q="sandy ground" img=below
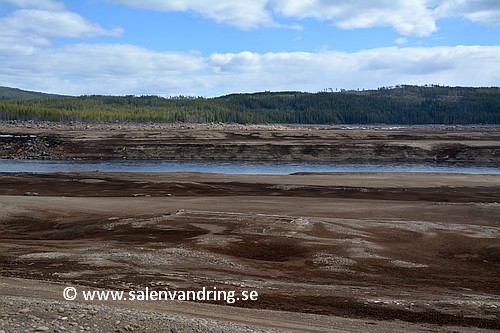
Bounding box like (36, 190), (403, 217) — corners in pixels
(1, 171), (499, 332)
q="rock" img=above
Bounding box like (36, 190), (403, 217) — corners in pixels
(18, 308), (30, 313)
(35, 326), (50, 331)
(123, 324), (134, 331)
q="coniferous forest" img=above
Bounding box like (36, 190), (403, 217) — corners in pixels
(1, 85), (499, 124)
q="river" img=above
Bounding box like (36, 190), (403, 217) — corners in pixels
(0, 159), (499, 174)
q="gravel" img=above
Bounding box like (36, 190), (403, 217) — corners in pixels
(0, 296), (284, 333)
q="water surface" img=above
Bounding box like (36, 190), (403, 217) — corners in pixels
(1, 159), (499, 174)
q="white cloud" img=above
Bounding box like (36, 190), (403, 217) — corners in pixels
(108, 0), (439, 36)
(2, 42), (499, 96)
(109, 0), (275, 30)
(271, 0), (437, 37)
(109, 0), (500, 36)
(435, 0), (500, 26)
(0, 9), (123, 49)
(1, 42), (207, 95)
(205, 46), (500, 94)
(0, 0), (65, 10)
(395, 37), (408, 45)
(1, 1), (499, 96)
(5, 9), (122, 38)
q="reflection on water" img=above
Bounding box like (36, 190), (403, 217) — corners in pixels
(0, 159), (499, 174)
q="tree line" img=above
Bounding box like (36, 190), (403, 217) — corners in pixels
(0, 85), (499, 124)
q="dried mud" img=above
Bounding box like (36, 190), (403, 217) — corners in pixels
(1, 123), (499, 332)
(1, 123), (500, 162)
(1, 172), (499, 331)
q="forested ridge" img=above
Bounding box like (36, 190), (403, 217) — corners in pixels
(1, 85), (499, 124)
(0, 86), (67, 100)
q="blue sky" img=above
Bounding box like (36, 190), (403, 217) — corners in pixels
(0, 0), (499, 96)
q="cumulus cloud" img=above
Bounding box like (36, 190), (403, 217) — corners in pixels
(2, 42), (499, 96)
(204, 47), (500, 94)
(395, 38), (408, 45)
(0, 0), (65, 10)
(271, 0), (437, 37)
(109, 0), (274, 30)
(0, 8), (123, 52)
(435, 0), (500, 26)
(1, 1), (499, 96)
(110, 0), (437, 35)
(1, 41), (206, 95)
(1, 9), (123, 41)
(109, 0), (500, 36)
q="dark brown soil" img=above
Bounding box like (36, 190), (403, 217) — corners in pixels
(1, 123), (499, 331)
(1, 172), (499, 330)
(1, 123), (500, 162)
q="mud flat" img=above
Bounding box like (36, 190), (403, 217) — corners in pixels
(1, 171), (499, 332)
(1, 122), (500, 162)
(1, 122), (499, 331)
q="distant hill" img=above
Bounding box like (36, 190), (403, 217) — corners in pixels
(0, 86), (68, 100)
(0, 85), (499, 124)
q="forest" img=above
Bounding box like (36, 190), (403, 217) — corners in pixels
(0, 85), (499, 124)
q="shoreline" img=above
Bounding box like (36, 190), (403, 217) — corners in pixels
(1, 123), (500, 163)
